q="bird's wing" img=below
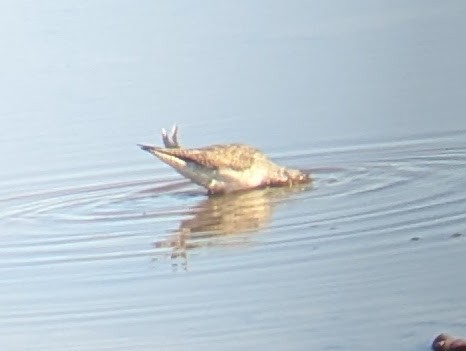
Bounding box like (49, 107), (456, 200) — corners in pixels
(153, 144), (259, 171)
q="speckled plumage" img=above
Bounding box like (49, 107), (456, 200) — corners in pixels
(139, 125), (310, 194)
(150, 144), (262, 171)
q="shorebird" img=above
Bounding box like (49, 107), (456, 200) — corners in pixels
(138, 125), (310, 194)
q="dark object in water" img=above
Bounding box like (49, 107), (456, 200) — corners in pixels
(432, 333), (466, 351)
(138, 125), (310, 194)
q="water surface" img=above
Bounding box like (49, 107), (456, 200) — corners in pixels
(1, 2), (466, 350)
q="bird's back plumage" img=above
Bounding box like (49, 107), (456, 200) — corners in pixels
(153, 143), (262, 171)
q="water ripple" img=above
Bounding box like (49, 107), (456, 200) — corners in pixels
(0, 132), (465, 268)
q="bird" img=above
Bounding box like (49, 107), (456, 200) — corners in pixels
(138, 125), (310, 195)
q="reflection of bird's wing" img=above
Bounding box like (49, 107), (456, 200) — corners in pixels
(156, 144), (261, 171)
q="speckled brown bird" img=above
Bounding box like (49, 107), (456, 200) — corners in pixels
(138, 125), (310, 194)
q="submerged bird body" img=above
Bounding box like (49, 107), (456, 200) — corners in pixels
(139, 126), (310, 194)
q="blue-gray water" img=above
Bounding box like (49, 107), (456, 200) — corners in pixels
(1, 2), (466, 350)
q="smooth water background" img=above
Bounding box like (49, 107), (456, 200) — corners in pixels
(1, 1), (466, 350)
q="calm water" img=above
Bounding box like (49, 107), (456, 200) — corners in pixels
(1, 2), (466, 350)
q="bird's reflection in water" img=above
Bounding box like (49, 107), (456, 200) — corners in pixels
(153, 184), (310, 269)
